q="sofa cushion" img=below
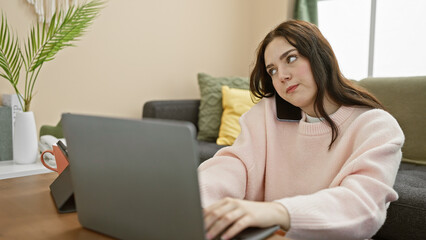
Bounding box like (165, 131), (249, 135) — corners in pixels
(39, 120), (64, 138)
(374, 163), (426, 239)
(142, 100), (200, 129)
(197, 73), (250, 142)
(358, 76), (426, 165)
(217, 86), (257, 146)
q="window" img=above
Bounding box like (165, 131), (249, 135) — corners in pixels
(318, 0), (426, 80)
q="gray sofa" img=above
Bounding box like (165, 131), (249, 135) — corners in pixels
(142, 99), (227, 162)
(142, 76), (426, 239)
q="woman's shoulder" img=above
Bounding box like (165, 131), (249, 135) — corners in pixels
(352, 107), (399, 125)
(242, 97), (274, 118)
(347, 106), (404, 143)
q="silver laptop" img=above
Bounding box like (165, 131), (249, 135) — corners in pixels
(62, 113), (279, 240)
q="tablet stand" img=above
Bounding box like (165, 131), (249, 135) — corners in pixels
(49, 166), (76, 213)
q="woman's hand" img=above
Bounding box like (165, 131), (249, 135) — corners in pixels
(203, 197), (290, 240)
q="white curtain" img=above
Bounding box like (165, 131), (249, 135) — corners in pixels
(27, 0), (80, 23)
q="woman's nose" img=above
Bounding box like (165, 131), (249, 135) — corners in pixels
(278, 68), (291, 82)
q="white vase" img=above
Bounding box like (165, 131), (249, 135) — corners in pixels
(13, 111), (38, 164)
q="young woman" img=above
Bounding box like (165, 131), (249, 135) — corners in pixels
(198, 20), (404, 240)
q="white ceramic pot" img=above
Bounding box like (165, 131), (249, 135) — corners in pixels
(13, 111), (38, 164)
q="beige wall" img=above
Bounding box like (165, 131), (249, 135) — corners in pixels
(248, 0), (295, 68)
(0, 0), (294, 133)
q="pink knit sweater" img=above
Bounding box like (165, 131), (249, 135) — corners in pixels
(198, 96), (404, 240)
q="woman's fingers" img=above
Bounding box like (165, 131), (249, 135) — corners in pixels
(204, 199), (290, 240)
(205, 207), (245, 239)
(204, 198), (237, 230)
(221, 215), (252, 240)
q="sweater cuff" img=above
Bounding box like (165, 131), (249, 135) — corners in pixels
(275, 197), (330, 230)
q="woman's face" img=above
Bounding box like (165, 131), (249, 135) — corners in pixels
(264, 37), (318, 116)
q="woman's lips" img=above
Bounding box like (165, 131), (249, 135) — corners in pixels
(286, 84), (299, 93)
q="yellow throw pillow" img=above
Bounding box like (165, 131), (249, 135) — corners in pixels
(217, 86), (257, 145)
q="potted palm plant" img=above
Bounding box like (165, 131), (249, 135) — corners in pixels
(0, 0), (104, 164)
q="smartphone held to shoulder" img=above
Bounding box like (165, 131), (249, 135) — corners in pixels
(275, 94), (302, 122)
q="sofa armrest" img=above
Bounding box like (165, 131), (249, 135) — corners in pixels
(142, 100), (200, 129)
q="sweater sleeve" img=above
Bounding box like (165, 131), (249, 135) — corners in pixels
(198, 101), (268, 208)
(276, 110), (405, 240)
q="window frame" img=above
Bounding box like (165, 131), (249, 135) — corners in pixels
(318, 0), (377, 77)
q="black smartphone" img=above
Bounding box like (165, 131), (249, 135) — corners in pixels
(56, 140), (69, 159)
(275, 93), (302, 121)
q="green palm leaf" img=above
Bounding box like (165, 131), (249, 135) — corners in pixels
(0, 14), (23, 86)
(0, 1), (104, 111)
(26, 0), (104, 72)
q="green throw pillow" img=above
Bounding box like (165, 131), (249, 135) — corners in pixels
(39, 119), (64, 138)
(197, 73), (250, 142)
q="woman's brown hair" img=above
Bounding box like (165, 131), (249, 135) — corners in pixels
(250, 20), (383, 149)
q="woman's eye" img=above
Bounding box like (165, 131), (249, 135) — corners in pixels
(269, 69), (277, 76)
(287, 55), (297, 63)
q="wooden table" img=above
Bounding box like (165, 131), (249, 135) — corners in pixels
(0, 173), (288, 240)
(0, 173), (112, 240)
